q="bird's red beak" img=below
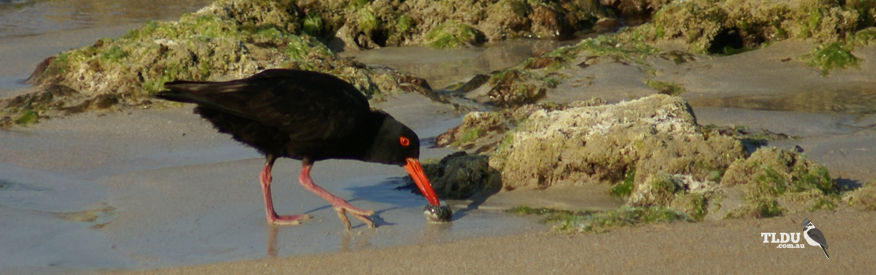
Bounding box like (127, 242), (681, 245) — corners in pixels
(404, 158), (441, 206)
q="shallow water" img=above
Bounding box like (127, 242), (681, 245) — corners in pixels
(688, 86), (876, 115)
(0, 0), (213, 39)
(0, 98), (548, 272)
(0, 0), (213, 94)
(340, 39), (575, 89)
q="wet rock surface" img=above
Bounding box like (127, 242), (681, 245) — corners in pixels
(405, 151), (500, 200)
(0, 0), (673, 128)
(1, 0), (430, 127)
(434, 94), (859, 223)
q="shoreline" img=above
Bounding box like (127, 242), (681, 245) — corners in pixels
(110, 209), (876, 274)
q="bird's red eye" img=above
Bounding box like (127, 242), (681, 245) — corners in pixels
(399, 136), (411, 147)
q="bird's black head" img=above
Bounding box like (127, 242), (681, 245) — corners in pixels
(365, 111), (420, 166)
(366, 111), (442, 207)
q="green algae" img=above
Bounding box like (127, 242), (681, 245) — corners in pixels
(302, 11), (326, 37)
(14, 109), (38, 125)
(721, 147), (838, 218)
(356, 7), (379, 35)
(509, 205), (691, 233)
(580, 34), (658, 64)
(425, 22), (483, 49)
(804, 42), (859, 75)
(671, 192), (708, 221)
(609, 166), (636, 197)
(645, 79), (685, 95)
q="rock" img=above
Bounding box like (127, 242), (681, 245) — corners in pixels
(312, 0), (605, 48)
(436, 111), (508, 153)
(528, 4), (570, 39)
(600, 0), (672, 25)
(4, 0), (431, 127)
(638, 0), (867, 53)
(844, 182), (876, 211)
(720, 147), (839, 218)
(407, 152), (500, 200)
(424, 22), (486, 49)
(722, 147), (835, 192)
(491, 94), (744, 190)
(436, 99), (606, 153)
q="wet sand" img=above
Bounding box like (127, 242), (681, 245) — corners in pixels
(0, 93), (553, 273)
(116, 210), (876, 274)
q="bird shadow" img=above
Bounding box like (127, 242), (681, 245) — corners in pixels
(447, 180), (501, 221)
(300, 198), (395, 229)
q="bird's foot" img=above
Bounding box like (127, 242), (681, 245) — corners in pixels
(267, 214), (311, 226)
(332, 203), (375, 230)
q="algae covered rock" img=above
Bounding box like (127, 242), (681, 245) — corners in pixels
(638, 0), (870, 53)
(435, 111), (508, 153)
(437, 98), (607, 152)
(722, 147), (835, 193)
(720, 147), (839, 218)
(424, 22), (486, 49)
(844, 182), (876, 211)
(406, 152), (500, 200)
(3, 0), (429, 127)
(300, 0), (612, 50)
(491, 94), (744, 190)
(469, 43), (589, 107)
(433, 94), (850, 221)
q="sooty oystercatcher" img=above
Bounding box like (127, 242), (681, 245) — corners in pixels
(154, 69), (451, 229)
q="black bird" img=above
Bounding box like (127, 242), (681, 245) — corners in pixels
(154, 69), (447, 229)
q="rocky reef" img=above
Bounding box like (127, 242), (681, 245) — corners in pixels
(409, 0), (875, 233)
(304, 0), (613, 49)
(3, 0), (438, 127)
(1, 0), (685, 127)
(460, 0), (875, 107)
(7, 0), (872, 127)
(427, 94), (850, 230)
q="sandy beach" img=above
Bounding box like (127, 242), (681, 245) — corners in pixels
(2, 1), (875, 274)
(120, 210), (876, 274)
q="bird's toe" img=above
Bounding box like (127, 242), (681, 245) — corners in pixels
(268, 214), (311, 226)
(333, 206), (375, 230)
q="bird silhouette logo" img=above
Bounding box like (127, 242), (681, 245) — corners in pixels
(801, 218), (829, 259)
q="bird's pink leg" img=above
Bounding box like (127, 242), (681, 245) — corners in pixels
(259, 156), (310, 225)
(298, 161), (375, 229)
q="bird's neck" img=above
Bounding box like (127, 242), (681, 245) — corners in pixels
(358, 111), (403, 165)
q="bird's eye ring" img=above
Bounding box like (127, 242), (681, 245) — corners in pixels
(399, 136), (411, 147)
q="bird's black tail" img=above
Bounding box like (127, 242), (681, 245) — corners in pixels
(153, 81), (213, 104)
(821, 246), (830, 259)
(154, 80), (254, 119)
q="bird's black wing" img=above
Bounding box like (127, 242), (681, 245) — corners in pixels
(158, 69), (371, 141)
(809, 228), (828, 249)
